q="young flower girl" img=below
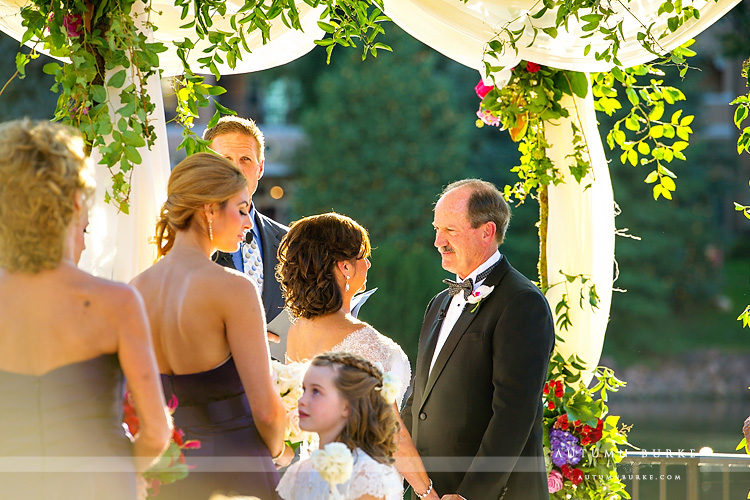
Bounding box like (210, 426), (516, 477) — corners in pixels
(276, 352), (403, 500)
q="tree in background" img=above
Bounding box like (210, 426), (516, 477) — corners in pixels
(0, 34), (56, 119)
(291, 26), (483, 360)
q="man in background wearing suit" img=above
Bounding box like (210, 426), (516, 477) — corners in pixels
(204, 117), (289, 360)
(402, 179), (555, 500)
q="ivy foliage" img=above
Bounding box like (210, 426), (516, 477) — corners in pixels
(5, 0), (390, 211)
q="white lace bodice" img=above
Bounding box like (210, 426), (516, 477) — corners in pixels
(331, 326), (411, 407)
(277, 447), (403, 500)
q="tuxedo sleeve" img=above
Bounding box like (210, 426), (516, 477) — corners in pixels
(457, 289), (554, 499)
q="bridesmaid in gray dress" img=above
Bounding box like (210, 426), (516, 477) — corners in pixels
(0, 119), (171, 500)
(131, 153), (286, 500)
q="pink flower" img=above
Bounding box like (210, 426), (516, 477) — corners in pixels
(548, 469), (563, 493)
(476, 109), (501, 127)
(62, 13), (83, 38)
(526, 62), (541, 73)
(474, 79), (494, 99)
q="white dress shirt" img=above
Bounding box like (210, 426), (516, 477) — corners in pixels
(429, 250), (501, 374)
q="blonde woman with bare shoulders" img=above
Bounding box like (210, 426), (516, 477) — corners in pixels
(0, 120), (170, 500)
(277, 213), (439, 499)
(130, 153), (285, 500)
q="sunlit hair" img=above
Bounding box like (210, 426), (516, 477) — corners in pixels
(441, 179), (511, 244)
(155, 152), (247, 259)
(0, 119), (94, 273)
(311, 352), (399, 465)
(203, 116), (265, 162)
(276, 213), (371, 319)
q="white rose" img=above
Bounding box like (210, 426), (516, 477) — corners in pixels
(311, 442), (353, 487)
(285, 408), (302, 441)
(379, 371), (401, 404)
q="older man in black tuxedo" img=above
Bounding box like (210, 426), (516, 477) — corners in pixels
(204, 117), (289, 360)
(402, 179), (554, 500)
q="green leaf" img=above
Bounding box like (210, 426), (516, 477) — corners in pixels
(567, 71), (589, 99)
(644, 171), (658, 183)
(626, 87), (639, 106)
(108, 69), (127, 89)
(91, 85), (107, 103)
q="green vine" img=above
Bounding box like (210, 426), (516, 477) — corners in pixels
(592, 43), (697, 201)
(542, 271), (601, 335)
(4, 0), (391, 211)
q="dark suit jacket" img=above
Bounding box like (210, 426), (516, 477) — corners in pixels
(213, 210), (289, 357)
(402, 256), (554, 500)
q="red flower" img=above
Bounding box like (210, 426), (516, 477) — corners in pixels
(561, 464), (573, 479)
(590, 429), (603, 443)
(547, 400), (556, 410)
(582, 425), (593, 434)
(474, 79), (494, 99)
(526, 61), (541, 73)
(554, 414), (569, 430)
(580, 435), (591, 446)
(596, 419), (604, 430)
(543, 382), (550, 395)
(554, 383), (563, 398)
(569, 468), (584, 485)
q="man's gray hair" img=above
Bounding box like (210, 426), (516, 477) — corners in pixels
(440, 179), (511, 244)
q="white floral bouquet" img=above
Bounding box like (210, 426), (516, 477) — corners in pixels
(311, 442), (354, 500)
(271, 360), (318, 453)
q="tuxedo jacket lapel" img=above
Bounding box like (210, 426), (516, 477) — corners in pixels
(419, 259), (510, 409)
(416, 293), (452, 392)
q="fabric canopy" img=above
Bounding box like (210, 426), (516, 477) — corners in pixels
(0, 0), (741, 376)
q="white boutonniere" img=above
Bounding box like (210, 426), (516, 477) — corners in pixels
(311, 442), (354, 500)
(466, 285), (494, 313)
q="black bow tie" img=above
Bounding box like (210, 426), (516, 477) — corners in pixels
(442, 261), (499, 300)
(443, 277), (474, 299)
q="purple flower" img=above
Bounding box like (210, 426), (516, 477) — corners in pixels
(549, 429), (583, 466)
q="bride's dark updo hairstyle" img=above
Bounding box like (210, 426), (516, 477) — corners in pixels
(276, 213), (371, 319)
(155, 152), (247, 259)
(311, 352), (399, 465)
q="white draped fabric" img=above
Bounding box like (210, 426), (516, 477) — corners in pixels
(383, 0), (739, 379)
(0, 0), (740, 373)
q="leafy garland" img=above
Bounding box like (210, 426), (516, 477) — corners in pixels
(731, 58), (750, 329)
(5, 0), (391, 211)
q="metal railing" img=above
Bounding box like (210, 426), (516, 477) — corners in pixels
(620, 451), (750, 500)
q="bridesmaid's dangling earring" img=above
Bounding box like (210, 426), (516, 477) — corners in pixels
(345, 275), (350, 292)
(208, 218), (213, 241)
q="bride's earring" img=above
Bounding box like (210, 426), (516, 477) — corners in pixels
(345, 275), (350, 292)
(208, 217), (213, 241)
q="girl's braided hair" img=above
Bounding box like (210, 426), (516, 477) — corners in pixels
(311, 352), (399, 465)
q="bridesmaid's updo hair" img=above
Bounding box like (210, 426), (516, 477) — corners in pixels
(277, 213), (371, 319)
(155, 152), (247, 258)
(311, 352), (399, 465)
(0, 119), (94, 273)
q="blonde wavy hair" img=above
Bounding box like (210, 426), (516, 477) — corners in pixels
(0, 119), (94, 273)
(311, 352), (399, 465)
(155, 152), (247, 258)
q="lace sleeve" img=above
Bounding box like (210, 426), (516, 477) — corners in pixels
(276, 459), (331, 500)
(332, 326), (412, 408)
(343, 450), (404, 500)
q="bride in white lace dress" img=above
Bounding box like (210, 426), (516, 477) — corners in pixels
(277, 213), (437, 499)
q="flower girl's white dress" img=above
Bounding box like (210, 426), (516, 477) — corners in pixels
(277, 448), (403, 500)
